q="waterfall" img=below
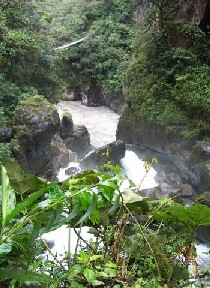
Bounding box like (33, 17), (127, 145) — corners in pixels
(120, 150), (157, 189)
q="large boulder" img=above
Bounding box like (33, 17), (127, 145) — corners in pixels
(59, 112), (91, 157)
(48, 134), (79, 179)
(14, 96), (81, 179)
(117, 109), (210, 192)
(82, 140), (125, 170)
(59, 112), (74, 138)
(14, 97), (60, 178)
(62, 125), (91, 157)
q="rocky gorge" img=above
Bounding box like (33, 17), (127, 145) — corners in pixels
(10, 96), (210, 204)
(11, 97), (125, 181)
(117, 110), (210, 194)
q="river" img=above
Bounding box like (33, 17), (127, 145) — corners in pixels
(58, 100), (119, 148)
(44, 101), (122, 258)
(57, 100), (157, 188)
(44, 100), (210, 278)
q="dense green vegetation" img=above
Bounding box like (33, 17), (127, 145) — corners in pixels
(1, 1), (210, 285)
(47, 0), (135, 94)
(0, 0), (62, 162)
(0, 0), (136, 162)
(1, 0), (210, 161)
(125, 0), (210, 138)
(1, 162), (210, 287)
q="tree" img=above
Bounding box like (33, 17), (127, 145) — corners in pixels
(48, 0), (135, 95)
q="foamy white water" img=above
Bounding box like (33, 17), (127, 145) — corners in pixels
(58, 101), (119, 148)
(44, 101), (120, 257)
(57, 162), (81, 182)
(44, 148), (158, 257)
(51, 101), (210, 275)
(42, 226), (95, 257)
(120, 150), (157, 190)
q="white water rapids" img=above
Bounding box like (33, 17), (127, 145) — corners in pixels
(43, 101), (210, 278)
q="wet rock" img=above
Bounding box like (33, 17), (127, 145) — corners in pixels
(179, 183), (195, 198)
(117, 110), (210, 192)
(196, 142), (210, 155)
(82, 140), (125, 170)
(59, 111), (91, 158)
(14, 97), (86, 179)
(14, 105), (60, 179)
(59, 112), (74, 138)
(82, 78), (106, 107)
(136, 186), (164, 199)
(48, 134), (79, 179)
(61, 124), (91, 158)
(196, 226), (210, 245)
(66, 87), (82, 101)
(172, 185), (196, 205)
(105, 91), (125, 114)
(65, 166), (80, 176)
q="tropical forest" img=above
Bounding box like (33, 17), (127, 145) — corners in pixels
(1, 0), (210, 287)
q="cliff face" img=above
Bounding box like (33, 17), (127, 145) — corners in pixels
(179, 0), (207, 24)
(117, 0), (210, 192)
(168, 0), (210, 46)
(135, 0), (209, 23)
(135, 0), (210, 40)
(117, 110), (210, 192)
(14, 97), (91, 179)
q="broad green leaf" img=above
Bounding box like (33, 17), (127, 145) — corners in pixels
(123, 189), (145, 204)
(99, 268), (117, 278)
(75, 193), (97, 226)
(77, 251), (89, 264)
(89, 254), (103, 262)
(3, 160), (44, 195)
(5, 183), (55, 225)
(103, 267), (117, 278)
(0, 268), (52, 283)
(91, 279), (105, 286)
(71, 281), (85, 288)
(0, 241), (12, 255)
(1, 165), (15, 228)
(69, 264), (83, 277)
(71, 170), (100, 185)
(98, 183), (116, 201)
(152, 203), (210, 229)
(122, 189), (149, 213)
(90, 209), (100, 225)
(77, 192), (92, 211)
(83, 267), (96, 283)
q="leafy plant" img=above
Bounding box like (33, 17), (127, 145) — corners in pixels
(1, 161), (210, 287)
